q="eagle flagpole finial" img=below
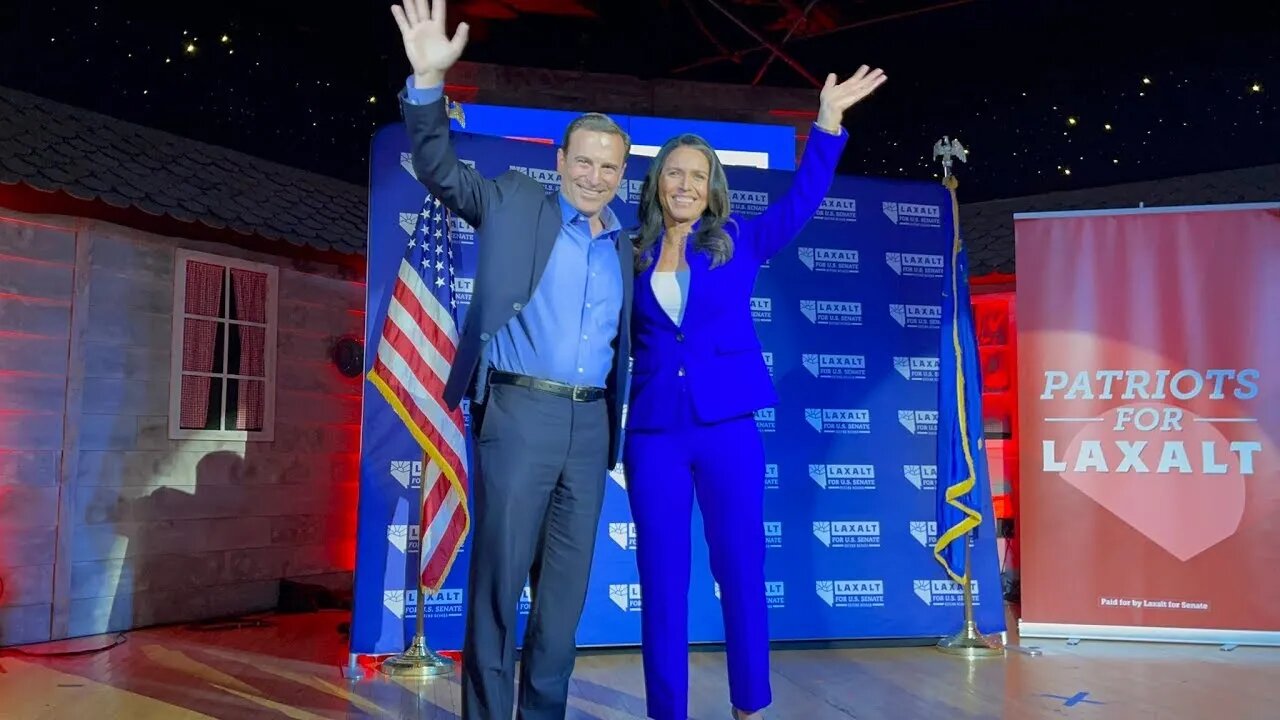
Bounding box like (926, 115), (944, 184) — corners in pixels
(933, 136), (968, 190)
(444, 95), (466, 129)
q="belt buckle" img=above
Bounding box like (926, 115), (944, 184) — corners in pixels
(572, 385), (589, 402)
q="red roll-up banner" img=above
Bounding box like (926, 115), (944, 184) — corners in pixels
(1014, 203), (1280, 644)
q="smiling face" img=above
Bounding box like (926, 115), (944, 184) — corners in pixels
(657, 145), (711, 225)
(556, 128), (627, 219)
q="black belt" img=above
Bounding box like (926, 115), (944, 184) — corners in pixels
(488, 370), (605, 402)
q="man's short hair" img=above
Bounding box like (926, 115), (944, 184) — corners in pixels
(561, 113), (632, 157)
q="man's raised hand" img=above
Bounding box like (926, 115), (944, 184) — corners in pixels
(391, 0), (469, 87)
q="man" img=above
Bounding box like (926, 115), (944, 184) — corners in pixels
(389, 1), (633, 718)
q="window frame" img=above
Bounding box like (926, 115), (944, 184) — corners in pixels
(167, 248), (280, 442)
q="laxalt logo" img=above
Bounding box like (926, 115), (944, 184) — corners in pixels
(910, 521), (939, 547)
(616, 178), (646, 204)
(800, 300), (863, 326)
(885, 252), (944, 277)
(754, 407), (776, 433)
(609, 583), (642, 612)
(905, 465), (938, 490)
(890, 303), (942, 329)
(386, 524), (420, 554)
(450, 214), (475, 237)
(609, 463), (627, 490)
(389, 460), (423, 489)
(715, 581), (786, 608)
(383, 588), (464, 619)
(731, 189), (769, 216)
(816, 580), (885, 608)
(914, 579), (979, 606)
(899, 410), (939, 436)
(402, 154), (477, 179)
(804, 353), (866, 379)
(816, 196), (857, 222)
(518, 585), (532, 615)
(750, 297), (772, 322)
(609, 522), (637, 550)
(764, 521), (782, 549)
(452, 277), (475, 305)
(398, 212), (420, 237)
(510, 165), (561, 192)
(882, 201), (942, 227)
(809, 463), (876, 490)
(813, 520), (881, 548)
(894, 356), (940, 382)
(765, 581), (785, 608)
(424, 588), (464, 618)
(762, 351), (774, 377)
(384, 589), (416, 619)
(798, 247), (860, 273)
(805, 408), (872, 434)
(399, 209), (474, 238)
(765, 463), (779, 489)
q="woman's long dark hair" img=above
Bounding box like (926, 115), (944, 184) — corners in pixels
(633, 134), (736, 272)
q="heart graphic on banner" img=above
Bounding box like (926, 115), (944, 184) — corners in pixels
(1054, 402), (1249, 562)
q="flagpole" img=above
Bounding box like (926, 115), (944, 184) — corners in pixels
(929, 138), (1003, 658)
(380, 452), (455, 677)
(380, 94), (469, 679)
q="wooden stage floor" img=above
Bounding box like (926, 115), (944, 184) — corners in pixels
(1, 606), (1277, 719)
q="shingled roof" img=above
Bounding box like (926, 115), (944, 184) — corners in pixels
(0, 85), (367, 255)
(960, 164), (1280, 277)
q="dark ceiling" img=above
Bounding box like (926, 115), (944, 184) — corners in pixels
(0, 1), (1275, 201)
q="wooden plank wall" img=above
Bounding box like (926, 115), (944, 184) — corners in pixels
(0, 209), (365, 643)
(0, 214), (77, 646)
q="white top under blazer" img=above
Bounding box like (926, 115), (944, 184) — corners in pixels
(651, 270), (690, 326)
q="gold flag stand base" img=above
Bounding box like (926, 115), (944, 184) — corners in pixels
(379, 633), (455, 678)
(934, 531), (1005, 659)
(378, 448), (459, 680)
(936, 618), (1005, 658)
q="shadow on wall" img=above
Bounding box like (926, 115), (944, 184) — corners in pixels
(104, 450), (249, 633)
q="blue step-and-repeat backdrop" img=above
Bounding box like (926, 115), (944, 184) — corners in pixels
(348, 123), (1005, 661)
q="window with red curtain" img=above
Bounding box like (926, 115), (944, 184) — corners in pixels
(169, 250), (279, 441)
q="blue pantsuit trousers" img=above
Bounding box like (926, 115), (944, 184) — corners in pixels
(624, 399), (771, 720)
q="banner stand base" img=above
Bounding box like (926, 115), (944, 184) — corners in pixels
(1018, 621), (1280, 648)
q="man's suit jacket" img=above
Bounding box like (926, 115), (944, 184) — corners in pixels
(625, 125), (848, 433)
(400, 93), (635, 467)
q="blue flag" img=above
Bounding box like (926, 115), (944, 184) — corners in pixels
(933, 180), (992, 585)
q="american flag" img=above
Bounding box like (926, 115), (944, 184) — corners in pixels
(368, 192), (470, 595)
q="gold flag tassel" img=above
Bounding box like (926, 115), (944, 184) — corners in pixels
(380, 450), (455, 678)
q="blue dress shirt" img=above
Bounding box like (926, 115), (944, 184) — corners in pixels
(403, 78), (624, 389)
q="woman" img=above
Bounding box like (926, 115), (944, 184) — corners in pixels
(622, 65), (887, 720)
